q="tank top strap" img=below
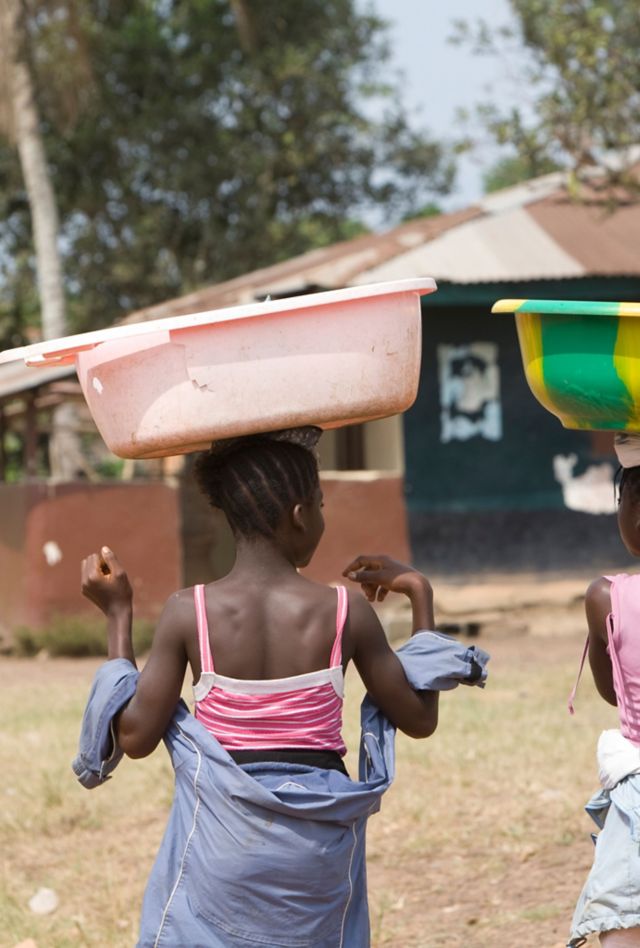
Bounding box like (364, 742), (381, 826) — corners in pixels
(194, 584), (215, 674)
(329, 585), (348, 668)
(567, 633), (589, 715)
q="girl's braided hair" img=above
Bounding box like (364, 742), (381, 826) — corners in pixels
(194, 431), (320, 539)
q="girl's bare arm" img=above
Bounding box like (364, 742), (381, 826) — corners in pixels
(585, 577), (617, 706)
(82, 549), (189, 758)
(346, 594), (438, 738)
(343, 554), (434, 634)
(343, 555), (438, 738)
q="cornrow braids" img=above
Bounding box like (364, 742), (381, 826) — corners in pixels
(194, 436), (320, 539)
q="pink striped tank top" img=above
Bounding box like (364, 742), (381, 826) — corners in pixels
(605, 573), (640, 746)
(192, 584), (348, 756)
(569, 573), (640, 746)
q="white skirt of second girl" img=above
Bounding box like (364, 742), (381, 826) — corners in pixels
(568, 766), (640, 944)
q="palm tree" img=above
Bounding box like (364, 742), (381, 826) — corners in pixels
(1, 0), (66, 342)
(0, 0), (93, 479)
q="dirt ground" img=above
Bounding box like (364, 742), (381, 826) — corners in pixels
(367, 633), (594, 947)
(364, 575), (612, 948)
(0, 575), (618, 947)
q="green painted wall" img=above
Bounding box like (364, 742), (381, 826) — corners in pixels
(403, 278), (640, 514)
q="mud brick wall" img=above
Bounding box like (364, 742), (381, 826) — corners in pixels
(0, 482), (181, 644)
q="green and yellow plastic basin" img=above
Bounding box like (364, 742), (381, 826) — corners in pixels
(492, 298), (640, 430)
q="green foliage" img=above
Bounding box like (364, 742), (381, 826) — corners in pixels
(451, 0), (640, 195)
(0, 430), (25, 482)
(0, 149), (40, 348)
(14, 615), (156, 657)
(401, 202), (442, 222)
(93, 456), (125, 479)
(483, 154), (561, 193)
(0, 0), (454, 339)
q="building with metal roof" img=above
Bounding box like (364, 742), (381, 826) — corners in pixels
(1, 169), (639, 639)
(4, 169), (640, 406)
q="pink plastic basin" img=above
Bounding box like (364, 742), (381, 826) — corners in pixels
(0, 279), (436, 459)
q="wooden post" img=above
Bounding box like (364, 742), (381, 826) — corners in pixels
(0, 403), (5, 481)
(24, 392), (38, 479)
(336, 424), (365, 471)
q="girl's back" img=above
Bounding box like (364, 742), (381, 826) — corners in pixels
(194, 574), (348, 680)
(192, 573), (349, 761)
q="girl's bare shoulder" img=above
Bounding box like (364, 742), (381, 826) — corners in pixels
(158, 586), (198, 629)
(585, 577), (613, 642)
(586, 576), (612, 601)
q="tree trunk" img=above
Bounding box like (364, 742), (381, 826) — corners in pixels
(5, 0), (66, 341)
(3, 0), (84, 481)
(230, 0), (258, 56)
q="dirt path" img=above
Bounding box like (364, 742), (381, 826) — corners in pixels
(369, 583), (605, 948)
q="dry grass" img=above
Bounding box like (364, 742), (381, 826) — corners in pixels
(0, 610), (617, 948)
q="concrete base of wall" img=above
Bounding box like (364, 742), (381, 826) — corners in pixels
(409, 509), (635, 577)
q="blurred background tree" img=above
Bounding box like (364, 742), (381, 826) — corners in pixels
(451, 0), (640, 195)
(1, 0), (93, 479)
(1, 0), (71, 345)
(0, 0), (454, 347)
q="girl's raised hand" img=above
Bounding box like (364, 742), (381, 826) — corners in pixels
(81, 546), (133, 617)
(342, 554), (431, 603)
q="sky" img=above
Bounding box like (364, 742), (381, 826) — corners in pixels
(370, 0), (516, 209)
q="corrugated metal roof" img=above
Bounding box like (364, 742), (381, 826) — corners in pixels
(528, 192), (640, 276)
(120, 206), (481, 324)
(120, 170), (639, 323)
(0, 360), (75, 401)
(477, 171), (568, 213)
(357, 175), (640, 284)
(353, 207), (585, 284)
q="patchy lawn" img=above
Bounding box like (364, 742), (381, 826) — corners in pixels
(0, 589), (614, 947)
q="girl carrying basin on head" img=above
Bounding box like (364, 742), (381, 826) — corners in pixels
(568, 433), (640, 948)
(76, 426), (488, 947)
